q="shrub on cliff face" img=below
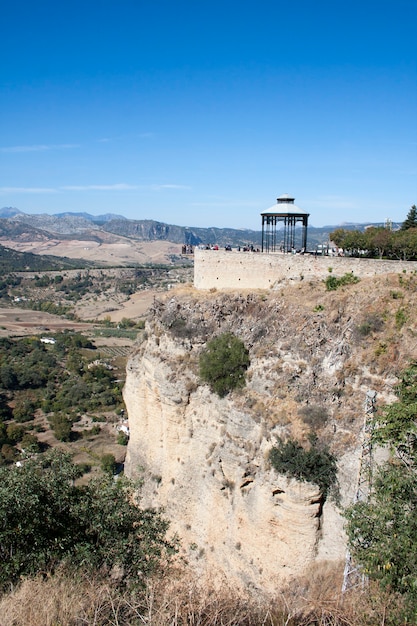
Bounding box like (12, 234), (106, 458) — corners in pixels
(269, 437), (337, 501)
(355, 312), (384, 338)
(199, 333), (250, 397)
(325, 273), (360, 291)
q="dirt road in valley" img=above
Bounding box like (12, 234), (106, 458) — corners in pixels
(0, 308), (94, 337)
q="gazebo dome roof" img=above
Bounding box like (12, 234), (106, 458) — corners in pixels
(261, 195), (309, 217)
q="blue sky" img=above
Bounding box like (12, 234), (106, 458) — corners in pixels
(1, 0), (416, 229)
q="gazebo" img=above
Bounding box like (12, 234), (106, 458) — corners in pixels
(261, 194), (309, 253)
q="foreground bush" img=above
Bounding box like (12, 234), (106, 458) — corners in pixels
(0, 450), (175, 589)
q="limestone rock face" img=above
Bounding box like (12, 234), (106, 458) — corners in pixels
(124, 341), (344, 590)
(124, 282), (415, 590)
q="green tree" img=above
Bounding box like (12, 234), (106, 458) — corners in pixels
(101, 452), (117, 475)
(0, 338), (58, 391)
(342, 230), (367, 256)
(117, 430), (129, 445)
(401, 204), (417, 230)
(119, 317), (136, 329)
(0, 423), (8, 447)
(329, 228), (349, 248)
(20, 432), (41, 453)
(1, 443), (18, 463)
(345, 363), (417, 615)
(0, 450), (175, 588)
(391, 228), (417, 261)
(365, 227), (393, 259)
(199, 333), (250, 397)
(12, 395), (36, 423)
(329, 228), (368, 256)
(345, 464), (417, 608)
(6, 423), (25, 444)
(49, 412), (73, 441)
(0, 393), (12, 421)
(66, 350), (85, 375)
(0, 364), (18, 390)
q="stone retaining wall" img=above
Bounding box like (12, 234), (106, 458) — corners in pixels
(194, 248), (417, 290)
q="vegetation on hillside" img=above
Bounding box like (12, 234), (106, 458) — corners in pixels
(0, 333), (124, 462)
(0, 274), (23, 299)
(0, 266), (192, 324)
(0, 450), (175, 590)
(0, 244), (96, 272)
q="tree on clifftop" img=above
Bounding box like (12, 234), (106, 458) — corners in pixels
(401, 204), (417, 230)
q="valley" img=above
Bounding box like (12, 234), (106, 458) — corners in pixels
(0, 220), (416, 623)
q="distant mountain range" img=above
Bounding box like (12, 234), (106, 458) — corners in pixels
(0, 207), (397, 250)
(54, 211), (127, 223)
(0, 207), (126, 224)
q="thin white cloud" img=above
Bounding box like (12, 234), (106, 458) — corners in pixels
(0, 182), (192, 195)
(151, 184), (191, 191)
(0, 144), (80, 153)
(61, 184), (138, 191)
(191, 201), (257, 208)
(0, 187), (57, 193)
(64, 183), (191, 192)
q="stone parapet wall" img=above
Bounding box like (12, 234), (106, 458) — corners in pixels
(194, 248), (417, 290)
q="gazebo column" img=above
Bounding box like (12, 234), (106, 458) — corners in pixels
(302, 217), (308, 251)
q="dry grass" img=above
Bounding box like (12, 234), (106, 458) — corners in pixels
(0, 566), (409, 626)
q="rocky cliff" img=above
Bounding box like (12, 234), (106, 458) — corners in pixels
(124, 273), (416, 591)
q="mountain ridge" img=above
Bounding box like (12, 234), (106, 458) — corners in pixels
(0, 207), (395, 250)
